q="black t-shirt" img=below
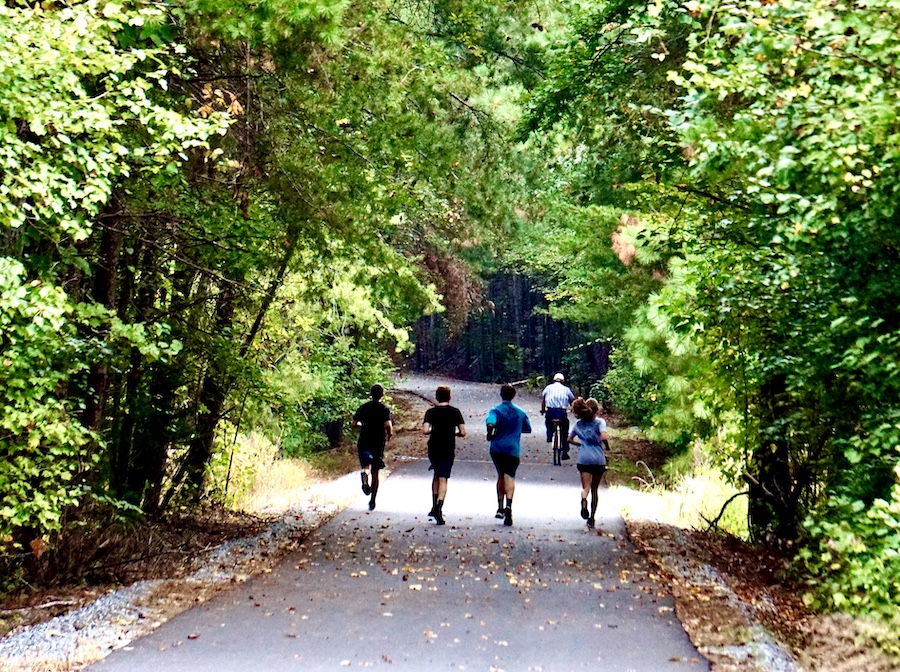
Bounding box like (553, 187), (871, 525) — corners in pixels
(354, 400), (391, 450)
(424, 405), (465, 454)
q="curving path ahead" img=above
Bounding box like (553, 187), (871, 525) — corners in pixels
(90, 375), (708, 671)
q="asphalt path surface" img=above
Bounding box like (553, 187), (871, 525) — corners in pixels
(90, 375), (709, 672)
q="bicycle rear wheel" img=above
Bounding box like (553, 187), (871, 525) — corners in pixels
(552, 425), (561, 466)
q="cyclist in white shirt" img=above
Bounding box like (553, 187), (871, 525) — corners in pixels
(540, 373), (575, 459)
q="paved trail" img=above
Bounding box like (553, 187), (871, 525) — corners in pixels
(90, 376), (708, 671)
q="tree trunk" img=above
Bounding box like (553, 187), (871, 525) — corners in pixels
(81, 214), (123, 432)
(748, 375), (796, 543)
(180, 283), (236, 500)
(131, 363), (178, 514)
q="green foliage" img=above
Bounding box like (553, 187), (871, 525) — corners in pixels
(0, 0), (227, 243)
(246, 259), (419, 457)
(0, 259), (172, 548)
(179, 0), (347, 47)
(601, 353), (655, 426)
(0, 259), (92, 542)
(800, 487), (900, 625)
(799, 415), (900, 623)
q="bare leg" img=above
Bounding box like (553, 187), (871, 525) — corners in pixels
(579, 471), (591, 519)
(580, 471), (592, 501)
(503, 474), (515, 503)
(588, 473), (602, 526)
(430, 475), (448, 525)
(436, 477), (448, 501)
(501, 475), (516, 526)
(430, 476), (439, 517)
(369, 469), (380, 510)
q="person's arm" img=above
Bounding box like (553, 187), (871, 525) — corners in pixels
(522, 415), (532, 434)
(422, 422), (432, 436)
(486, 409), (497, 441)
(540, 390), (546, 415)
(384, 419), (393, 442)
(598, 417), (608, 450)
(456, 423), (467, 438)
(568, 430), (581, 446)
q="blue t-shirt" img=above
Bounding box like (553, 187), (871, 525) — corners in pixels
(569, 417), (608, 466)
(486, 401), (532, 457)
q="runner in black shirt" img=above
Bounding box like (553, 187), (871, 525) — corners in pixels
(422, 386), (466, 526)
(353, 384), (393, 511)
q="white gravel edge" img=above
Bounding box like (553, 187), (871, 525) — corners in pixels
(0, 472), (362, 672)
(611, 487), (802, 672)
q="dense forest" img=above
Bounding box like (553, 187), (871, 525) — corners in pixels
(2, 0), (899, 629)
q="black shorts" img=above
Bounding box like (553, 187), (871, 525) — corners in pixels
(491, 452), (520, 478)
(577, 464), (607, 477)
(428, 449), (455, 478)
(358, 448), (385, 470)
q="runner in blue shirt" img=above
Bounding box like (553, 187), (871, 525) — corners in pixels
(486, 384), (532, 526)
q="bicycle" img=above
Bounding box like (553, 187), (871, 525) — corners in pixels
(550, 418), (563, 466)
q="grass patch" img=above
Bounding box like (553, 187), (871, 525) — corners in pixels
(231, 457), (324, 514)
(217, 427), (358, 515)
(614, 467), (749, 538)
